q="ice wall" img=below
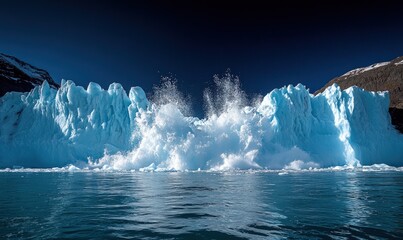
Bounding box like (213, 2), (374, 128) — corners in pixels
(0, 80), (401, 170)
(0, 80), (147, 167)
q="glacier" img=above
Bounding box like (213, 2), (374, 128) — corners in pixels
(0, 79), (402, 170)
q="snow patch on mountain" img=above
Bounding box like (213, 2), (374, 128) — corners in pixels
(0, 54), (44, 80)
(395, 59), (403, 65)
(341, 62), (390, 77)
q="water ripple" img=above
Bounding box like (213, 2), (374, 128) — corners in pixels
(0, 171), (401, 239)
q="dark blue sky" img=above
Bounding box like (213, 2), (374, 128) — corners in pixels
(1, 1), (403, 114)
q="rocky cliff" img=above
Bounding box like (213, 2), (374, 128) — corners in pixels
(0, 53), (58, 97)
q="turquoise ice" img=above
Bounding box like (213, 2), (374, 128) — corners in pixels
(0, 79), (402, 170)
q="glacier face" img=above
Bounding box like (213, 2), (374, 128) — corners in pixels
(0, 80), (402, 170)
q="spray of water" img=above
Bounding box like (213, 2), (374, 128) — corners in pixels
(150, 76), (192, 116)
(203, 70), (248, 117)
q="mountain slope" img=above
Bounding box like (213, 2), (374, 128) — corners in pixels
(0, 53), (58, 97)
(315, 56), (403, 133)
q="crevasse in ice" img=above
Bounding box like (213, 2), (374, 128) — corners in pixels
(0, 80), (401, 170)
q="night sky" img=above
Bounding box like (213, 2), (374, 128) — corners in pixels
(1, 1), (403, 115)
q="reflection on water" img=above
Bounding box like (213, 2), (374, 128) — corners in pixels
(344, 172), (371, 225)
(0, 172), (402, 239)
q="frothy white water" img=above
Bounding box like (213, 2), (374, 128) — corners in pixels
(0, 75), (402, 170)
(1, 164), (402, 173)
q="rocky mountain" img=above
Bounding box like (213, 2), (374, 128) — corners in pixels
(0, 53), (58, 97)
(315, 56), (403, 133)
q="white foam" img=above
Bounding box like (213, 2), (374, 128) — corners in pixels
(1, 164), (402, 173)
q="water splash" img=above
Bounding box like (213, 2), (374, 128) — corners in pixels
(151, 76), (192, 116)
(203, 71), (248, 117)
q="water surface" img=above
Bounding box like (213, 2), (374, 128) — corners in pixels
(0, 171), (402, 239)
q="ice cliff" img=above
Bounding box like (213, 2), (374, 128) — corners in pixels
(0, 80), (402, 170)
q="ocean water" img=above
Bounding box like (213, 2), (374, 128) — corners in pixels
(0, 171), (402, 239)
